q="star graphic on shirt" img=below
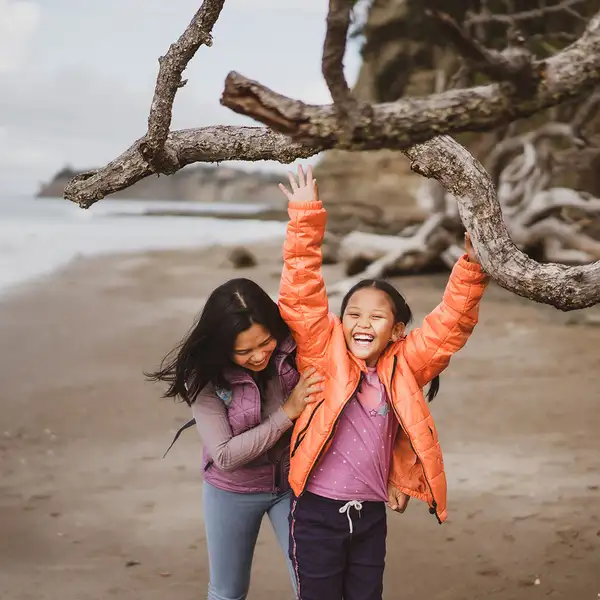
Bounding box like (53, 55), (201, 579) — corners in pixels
(369, 409), (378, 417)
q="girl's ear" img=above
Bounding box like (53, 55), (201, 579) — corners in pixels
(390, 322), (405, 342)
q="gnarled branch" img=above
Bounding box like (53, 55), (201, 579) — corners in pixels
(221, 11), (600, 149)
(328, 214), (449, 296)
(404, 136), (600, 311)
(465, 0), (589, 27)
(427, 10), (540, 92)
(322, 0), (354, 110)
(63, 1), (600, 310)
(141, 0), (226, 174)
(64, 127), (322, 208)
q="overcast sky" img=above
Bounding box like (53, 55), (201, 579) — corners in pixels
(0, 0), (362, 196)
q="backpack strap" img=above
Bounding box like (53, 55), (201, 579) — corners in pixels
(163, 417), (196, 458)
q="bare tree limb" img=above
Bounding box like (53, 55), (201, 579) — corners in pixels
(571, 87), (600, 135)
(140, 0), (226, 173)
(221, 11), (600, 149)
(404, 136), (600, 311)
(427, 10), (540, 92)
(485, 122), (586, 184)
(61, 1), (600, 311)
(465, 0), (589, 27)
(512, 217), (600, 260)
(515, 187), (600, 227)
(322, 0), (354, 109)
(329, 214), (449, 296)
(65, 6), (600, 210)
(63, 127), (322, 208)
(320, 0), (373, 147)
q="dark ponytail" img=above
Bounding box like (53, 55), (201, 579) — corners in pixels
(340, 279), (440, 402)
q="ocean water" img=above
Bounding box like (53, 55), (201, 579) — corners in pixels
(0, 196), (287, 296)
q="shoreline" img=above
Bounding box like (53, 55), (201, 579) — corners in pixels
(0, 197), (288, 298)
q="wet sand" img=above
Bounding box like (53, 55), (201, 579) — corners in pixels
(0, 243), (599, 600)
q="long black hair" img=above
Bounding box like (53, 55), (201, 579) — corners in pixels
(146, 278), (290, 405)
(340, 279), (440, 402)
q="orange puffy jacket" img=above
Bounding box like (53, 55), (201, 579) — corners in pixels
(278, 200), (488, 523)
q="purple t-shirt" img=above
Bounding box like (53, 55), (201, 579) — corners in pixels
(306, 367), (399, 502)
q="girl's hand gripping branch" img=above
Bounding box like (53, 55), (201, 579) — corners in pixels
(464, 233), (480, 265)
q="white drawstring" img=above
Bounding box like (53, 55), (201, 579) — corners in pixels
(338, 500), (363, 534)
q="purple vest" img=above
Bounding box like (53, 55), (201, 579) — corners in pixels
(203, 338), (299, 494)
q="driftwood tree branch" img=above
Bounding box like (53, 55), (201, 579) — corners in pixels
(427, 10), (541, 93)
(329, 214), (450, 296)
(140, 0), (226, 173)
(64, 127), (321, 208)
(63, 1), (600, 310)
(321, 0), (373, 147)
(404, 136), (600, 311)
(465, 0), (589, 27)
(221, 11), (600, 148)
(322, 0), (354, 109)
(64, 4), (600, 208)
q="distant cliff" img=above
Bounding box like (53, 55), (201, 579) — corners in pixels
(38, 164), (286, 205)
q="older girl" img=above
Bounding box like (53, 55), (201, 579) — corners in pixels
(148, 278), (324, 600)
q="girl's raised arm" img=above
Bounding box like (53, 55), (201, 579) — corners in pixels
(278, 166), (333, 369)
(402, 235), (488, 388)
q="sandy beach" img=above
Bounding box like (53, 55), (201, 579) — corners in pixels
(1, 242), (599, 600)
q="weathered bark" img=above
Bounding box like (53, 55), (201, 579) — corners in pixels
(329, 214), (450, 296)
(427, 10), (540, 92)
(404, 136), (600, 310)
(322, 0), (355, 110)
(63, 127), (321, 208)
(317, 0), (600, 215)
(141, 0), (226, 173)
(465, 0), (590, 27)
(334, 131), (600, 302)
(62, 0), (600, 310)
(220, 12), (600, 149)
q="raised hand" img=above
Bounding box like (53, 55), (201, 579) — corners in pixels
(282, 367), (325, 421)
(278, 164), (318, 204)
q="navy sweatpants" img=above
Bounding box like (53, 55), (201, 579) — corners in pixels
(289, 492), (387, 600)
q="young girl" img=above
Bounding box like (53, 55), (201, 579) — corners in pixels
(277, 166), (488, 600)
(148, 278), (324, 600)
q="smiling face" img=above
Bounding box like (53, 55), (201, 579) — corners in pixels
(232, 323), (278, 372)
(342, 287), (405, 367)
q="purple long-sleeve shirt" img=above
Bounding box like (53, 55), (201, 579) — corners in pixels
(307, 368), (398, 502)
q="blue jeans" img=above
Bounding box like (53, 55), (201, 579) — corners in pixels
(203, 482), (297, 600)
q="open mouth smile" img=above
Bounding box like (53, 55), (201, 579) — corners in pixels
(249, 356), (269, 368)
(352, 333), (375, 347)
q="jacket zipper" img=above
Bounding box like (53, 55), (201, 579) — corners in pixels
(387, 355), (441, 524)
(298, 372), (364, 496)
(291, 399), (325, 458)
(274, 459), (283, 493)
